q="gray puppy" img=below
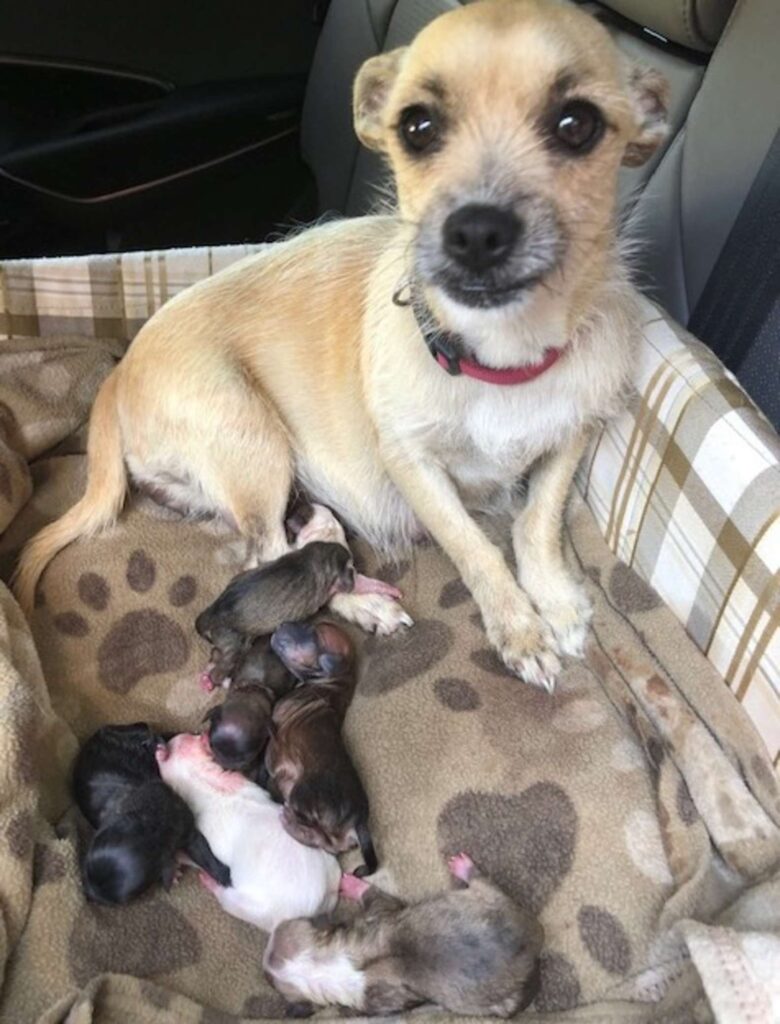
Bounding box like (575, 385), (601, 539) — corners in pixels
(196, 541), (355, 685)
(263, 852), (543, 1017)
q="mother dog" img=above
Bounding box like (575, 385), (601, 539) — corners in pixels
(16, 0), (668, 690)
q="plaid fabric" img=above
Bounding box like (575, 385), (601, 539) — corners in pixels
(1, 247), (778, 761)
(579, 298), (779, 764)
(0, 245), (264, 343)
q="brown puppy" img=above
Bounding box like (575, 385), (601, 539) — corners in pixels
(203, 638), (295, 776)
(264, 621), (377, 875)
(195, 541), (355, 685)
(17, 0), (669, 693)
(263, 852), (543, 1017)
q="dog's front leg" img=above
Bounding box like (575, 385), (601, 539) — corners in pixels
(512, 432), (592, 658)
(383, 449), (560, 690)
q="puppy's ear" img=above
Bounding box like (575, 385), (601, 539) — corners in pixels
(353, 47), (407, 151)
(622, 61), (670, 167)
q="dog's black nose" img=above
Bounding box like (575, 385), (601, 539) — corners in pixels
(442, 204), (521, 272)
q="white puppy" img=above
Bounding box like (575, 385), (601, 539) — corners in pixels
(156, 732), (341, 931)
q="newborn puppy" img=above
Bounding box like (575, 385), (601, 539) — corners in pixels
(74, 723), (230, 905)
(196, 541), (355, 684)
(204, 637), (295, 775)
(73, 722), (163, 828)
(264, 853), (543, 1017)
(156, 732), (341, 931)
(266, 621), (377, 875)
(288, 502), (413, 637)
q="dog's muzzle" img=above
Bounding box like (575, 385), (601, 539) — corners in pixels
(414, 192), (564, 310)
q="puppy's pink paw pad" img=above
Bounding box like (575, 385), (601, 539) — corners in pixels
(339, 874), (369, 901)
(198, 870), (221, 894)
(199, 670), (215, 692)
(447, 852), (474, 882)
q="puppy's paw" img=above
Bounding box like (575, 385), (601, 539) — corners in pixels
(447, 852), (474, 883)
(198, 869), (222, 894)
(329, 591), (413, 636)
(339, 873), (370, 901)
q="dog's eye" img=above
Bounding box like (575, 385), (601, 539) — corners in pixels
(399, 105), (439, 153)
(554, 101), (604, 153)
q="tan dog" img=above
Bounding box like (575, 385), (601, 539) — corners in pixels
(16, 0), (668, 690)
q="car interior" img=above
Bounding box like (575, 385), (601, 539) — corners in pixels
(0, 1), (777, 1021)
(1, 0), (778, 425)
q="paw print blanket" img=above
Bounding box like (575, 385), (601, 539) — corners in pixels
(0, 253), (778, 1024)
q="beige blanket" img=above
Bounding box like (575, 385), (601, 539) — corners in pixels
(0, 330), (778, 1024)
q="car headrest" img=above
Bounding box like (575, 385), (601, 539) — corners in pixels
(600, 0), (737, 52)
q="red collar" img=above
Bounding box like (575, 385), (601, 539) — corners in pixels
(403, 287), (566, 386)
(433, 344), (564, 385)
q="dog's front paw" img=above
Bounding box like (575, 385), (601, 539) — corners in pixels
(485, 592), (560, 692)
(500, 632), (561, 692)
(540, 586), (593, 658)
(329, 591), (414, 636)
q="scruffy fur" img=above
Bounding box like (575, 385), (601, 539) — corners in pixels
(263, 855), (543, 1016)
(15, 0), (669, 690)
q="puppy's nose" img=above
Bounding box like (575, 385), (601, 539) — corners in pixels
(443, 204), (521, 272)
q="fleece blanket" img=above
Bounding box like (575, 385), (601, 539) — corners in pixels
(0, 330), (778, 1024)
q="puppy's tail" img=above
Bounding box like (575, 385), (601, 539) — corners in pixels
(355, 822), (378, 877)
(13, 371), (127, 613)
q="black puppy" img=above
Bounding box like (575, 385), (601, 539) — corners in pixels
(74, 723), (230, 904)
(195, 541), (355, 685)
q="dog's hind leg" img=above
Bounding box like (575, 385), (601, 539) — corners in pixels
(146, 381), (294, 567)
(207, 422), (293, 567)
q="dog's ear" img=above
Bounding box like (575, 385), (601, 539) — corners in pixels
(353, 47), (407, 151)
(621, 61), (670, 167)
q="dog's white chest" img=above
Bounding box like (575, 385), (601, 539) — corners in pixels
(434, 377), (582, 491)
